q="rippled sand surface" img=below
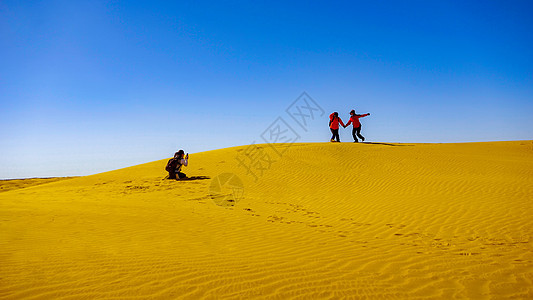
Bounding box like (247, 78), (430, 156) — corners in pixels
(1, 141), (532, 299)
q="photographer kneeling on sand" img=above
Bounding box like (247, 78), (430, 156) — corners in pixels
(165, 150), (188, 179)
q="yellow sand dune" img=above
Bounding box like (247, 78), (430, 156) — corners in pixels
(0, 177), (77, 193)
(1, 141), (532, 299)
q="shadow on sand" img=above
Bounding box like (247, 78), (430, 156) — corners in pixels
(174, 176), (211, 181)
(362, 142), (414, 147)
(182, 176), (210, 181)
(164, 175), (211, 181)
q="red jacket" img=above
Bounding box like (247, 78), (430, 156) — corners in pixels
(345, 114), (369, 128)
(329, 113), (345, 130)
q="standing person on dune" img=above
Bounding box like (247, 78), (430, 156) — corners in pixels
(329, 112), (345, 142)
(344, 109), (370, 143)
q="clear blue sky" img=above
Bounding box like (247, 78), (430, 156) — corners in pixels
(1, 0), (532, 179)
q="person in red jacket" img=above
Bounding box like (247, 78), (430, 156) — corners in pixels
(344, 109), (370, 143)
(329, 112), (345, 142)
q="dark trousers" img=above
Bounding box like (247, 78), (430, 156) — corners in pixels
(330, 128), (340, 142)
(352, 126), (364, 142)
(168, 170), (187, 179)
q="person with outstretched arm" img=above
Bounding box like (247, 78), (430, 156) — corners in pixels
(165, 150), (189, 179)
(344, 109), (370, 143)
(329, 112), (345, 142)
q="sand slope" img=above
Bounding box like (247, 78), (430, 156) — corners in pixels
(1, 141), (532, 299)
(0, 177), (77, 193)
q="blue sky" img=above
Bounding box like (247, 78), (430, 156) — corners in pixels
(1, 0), (532, 178)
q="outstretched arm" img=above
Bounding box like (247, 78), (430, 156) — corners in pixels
(345, 119), (352, 128)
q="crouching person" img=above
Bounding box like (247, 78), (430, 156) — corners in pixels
(165, 150), (188, 179)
